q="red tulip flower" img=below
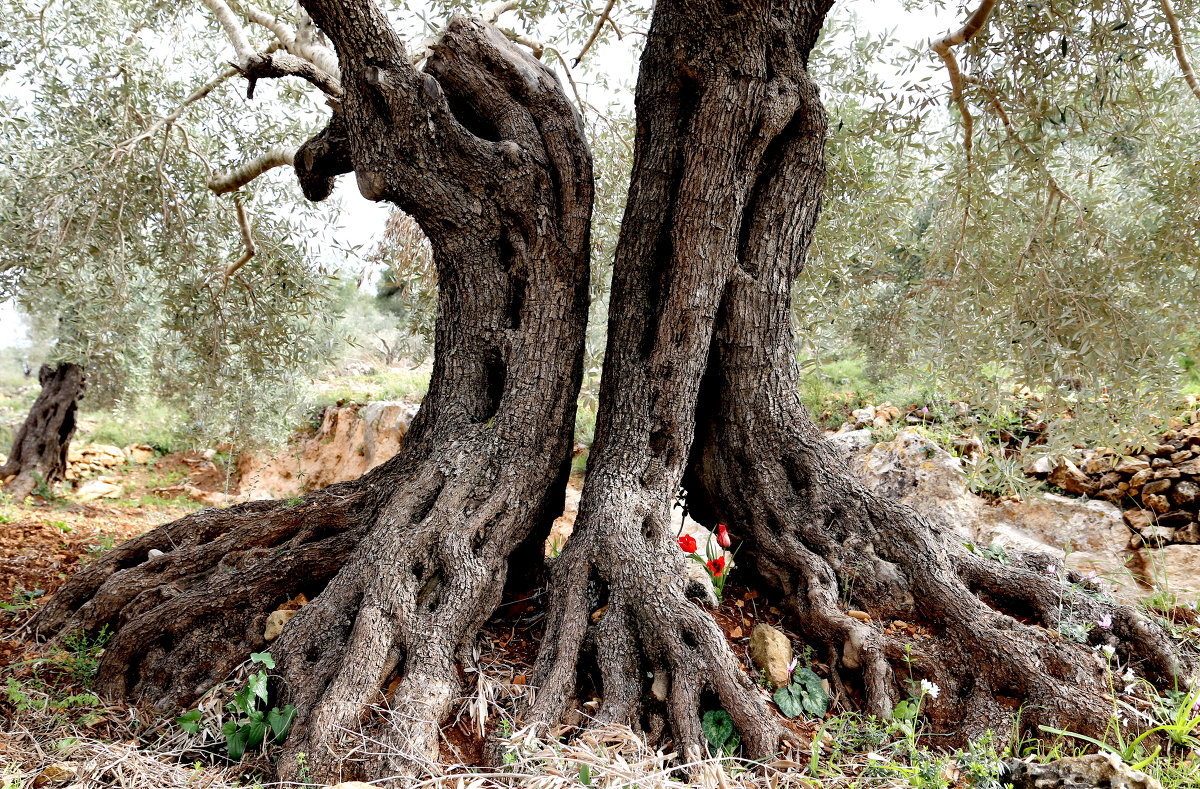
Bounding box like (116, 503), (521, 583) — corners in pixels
(716, 524), (732, 549)
(707, 556), (725, 578)
(678, 534), (697, 553)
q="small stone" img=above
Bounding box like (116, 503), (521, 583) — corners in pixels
(1084, 457), (1111, 475)
(851, 404), (876, 427)
(1141, 479), (1171, 496)
(952, 434), (985, 460)
(1114, 457), (1150, 474)
(1175, 522), (1200, 544)
(827, 428), (873, 454)
(1151, 457), (1170, 469)
(148, 548), (164, 559)
(1001, 752), (1162, 789)
(125, 444), (155, 464)
(1139, 526), (1175, 548)
(749, 624), (792, 687)
(1172, 480), (1199, 506)
(1124, 509), (1153, 531)
(1171, 450), (1195, 464)
(75, 478), (122, 502)
(1097, 471), (1121, 489)
(1153, 467), (1180, 480)
(263, 609), (297, 641)
(1048, 460), (1093, 496)
(1025, 456), (1053, 476)
(1156, 511), (1195, 528)
(1128, 469), (1153, 488)
(875, 403), (901, 422)
(1142, 493), (1170, 514)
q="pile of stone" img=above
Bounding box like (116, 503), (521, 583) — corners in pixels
(64, 443), (155, 480)
(1030, 412), (1200, 548)
(846, 402), (903, 430)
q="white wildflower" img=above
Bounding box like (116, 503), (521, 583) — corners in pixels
(920, 679), (941, 699)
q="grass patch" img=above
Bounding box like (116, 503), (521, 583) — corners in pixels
(79, 400), (184, 453)
(313, 367), (430, 406)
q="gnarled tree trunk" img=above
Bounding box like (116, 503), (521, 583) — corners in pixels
(32, 8), (592, 784)
(529, 0), (836, 761)
(1, 362), (86, 501)
(530, 0), (1190, 762)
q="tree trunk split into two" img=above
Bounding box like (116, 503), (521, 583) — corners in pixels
(29, 1), (1192, 785)
(1, 363), (86, 502)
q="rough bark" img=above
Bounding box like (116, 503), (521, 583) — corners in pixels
(1, 363), (86, 502)
(531, 0), (1191, 761)
(32, 8), (592, 784)
(529, 0), (834, 763)
(678, 6), (1193, 754)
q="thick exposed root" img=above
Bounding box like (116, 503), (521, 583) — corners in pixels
(29, 480), (371, 708)
(31, 428), (573, 786)
(690, 419), (1195, 748)
(527, 484), (791, 765)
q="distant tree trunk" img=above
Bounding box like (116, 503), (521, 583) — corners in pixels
(1, 363), (86, 501)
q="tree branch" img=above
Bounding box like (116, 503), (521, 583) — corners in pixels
(112, 65), (240, 162)
(207, 144), (297, 194)
(574, 0), (617, 65)
(930, 0), (999, 163)
(199, 0), (257, 67)
(1160, 0), (1200, 103)
(242, 3), (341, 79)
(243, 49), (342, 97)
(225, 196), (256, 286)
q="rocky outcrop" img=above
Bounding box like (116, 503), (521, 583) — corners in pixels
(238, 401), (418, 499)
(1002, 753), (1162, 789)
(847, 430), (1150, 601)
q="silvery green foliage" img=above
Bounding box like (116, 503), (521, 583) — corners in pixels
(0, 0), (338, 447)
(799, 2), (1200, 451)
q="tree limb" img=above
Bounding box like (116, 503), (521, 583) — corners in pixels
(199, 0), (257, 67)
(930, 0), (999, 163)
(1160, 0), (1200, 103)
(575, 0), (617, 65)
(207, 144), (297, 194)
(224, 196), (256, 286)
(243, 49), (342, 97)
(241, 3), (341, 79)
(111, 65), (240, 162)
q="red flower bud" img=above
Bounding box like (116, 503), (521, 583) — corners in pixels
(678, 534), (697, 553)
(707, 556), (725, 578)
(716, 524), (732, 549)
